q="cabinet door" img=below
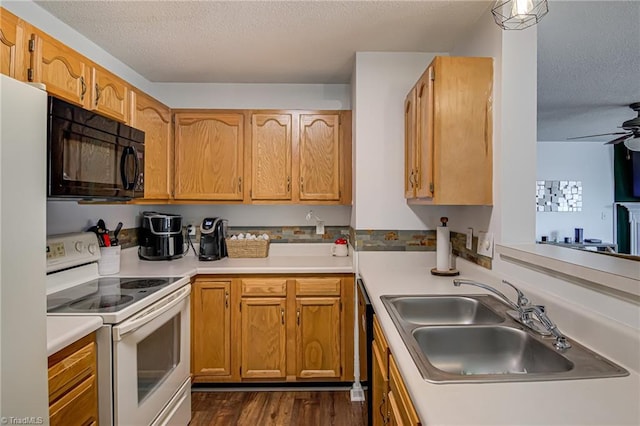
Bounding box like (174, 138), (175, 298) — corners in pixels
(251, 113), (292, 200)
(192, 281), (232, 378)
(240, 297), (287, 378)
(174, 113), (244, 200)
(415, 66), (434, 199)
(295, 297), (341, 378)
(404, 87), (417, 199)
(30, 31), (89, 108)
(372, 342), (389, 426)
(299, 114), (341, 201)
(131, 90), (172, 200)
(91, 67), (129, 122)
(389, 355), (421, 425)
(0, 8), (25, 79)
(49, 374), (98, 426)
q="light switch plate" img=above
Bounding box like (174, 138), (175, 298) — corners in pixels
(465, 228), (473, 250)
(477, 232), (494, 258)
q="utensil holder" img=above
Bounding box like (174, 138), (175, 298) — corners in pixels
(98, 246), (121, 275)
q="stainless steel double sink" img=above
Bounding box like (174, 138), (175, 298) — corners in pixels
(381, 295), (629, 383)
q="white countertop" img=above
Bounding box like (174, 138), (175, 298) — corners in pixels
(47, 243), (353, 354)
(358, 251), (640, 425)
(47, 316), (103, 356)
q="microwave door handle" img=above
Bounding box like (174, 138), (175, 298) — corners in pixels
(120, 146), (137, 190)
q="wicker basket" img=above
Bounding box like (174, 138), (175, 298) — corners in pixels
(225, 238), (270, 258)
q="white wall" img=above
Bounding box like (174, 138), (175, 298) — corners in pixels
(536, 141), (614, 242)
(352, 52), (438, 230)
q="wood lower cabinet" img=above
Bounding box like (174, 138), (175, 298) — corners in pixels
(130, 90), (172, 200)
(191, 280), (232, 379)
(191, 274), (354, 384)
(48, 332), (98, 426)
(405, 56), (493, 205)
(174, 112), (244, 201)
(372, 315), (421, 426)
(241, 297), (287, 378)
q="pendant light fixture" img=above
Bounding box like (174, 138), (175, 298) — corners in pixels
(492, 0), (549, 30)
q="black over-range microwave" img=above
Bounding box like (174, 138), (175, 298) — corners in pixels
(47, 96), (145, 200)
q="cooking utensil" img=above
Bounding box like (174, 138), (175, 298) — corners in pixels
(113, 222), (123, 246)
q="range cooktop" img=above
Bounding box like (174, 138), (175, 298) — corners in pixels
(47, 276), (184, 317)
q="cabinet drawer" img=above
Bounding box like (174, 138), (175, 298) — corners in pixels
(389, 355), (421, 425)
(295, 278), (341, 296)
(48, 335), (96, 404)
(49, 374), (98, 426)
(241, 278), (287, 296)
(373, 315), (389, 373)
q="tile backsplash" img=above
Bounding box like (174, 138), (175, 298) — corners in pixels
(118, 225), (491, 269)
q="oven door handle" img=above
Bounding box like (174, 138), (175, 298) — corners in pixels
(113, 284), (190, 341)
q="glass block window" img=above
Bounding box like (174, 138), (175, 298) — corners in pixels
(536, 180), (582, 212)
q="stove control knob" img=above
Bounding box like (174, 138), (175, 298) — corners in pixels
(87, 243), (98, 255)
(75, 241), (85, 252)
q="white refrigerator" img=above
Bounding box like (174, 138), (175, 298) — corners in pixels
(0, 74), (49, 420)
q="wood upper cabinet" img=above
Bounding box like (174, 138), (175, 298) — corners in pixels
(91, 66), (129, 122)
(404, 87), (418, 199)
(1, 8), (26, 80)
(299, 114), (341, 201)
(174, 112), (244, 200)
(405, 56), (493, 205)
(29, 30), (89, 108)
(250, 113), (292, 200)
(130, 90), (172, 200)
(191, 280), (232, 378)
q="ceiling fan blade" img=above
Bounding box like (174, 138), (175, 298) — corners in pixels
(567, 132), (629, 140)
(604, 134), (632, 145)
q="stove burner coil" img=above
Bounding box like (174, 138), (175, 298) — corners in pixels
(119, 279), (168, 289)
(70, 294), (134, 310)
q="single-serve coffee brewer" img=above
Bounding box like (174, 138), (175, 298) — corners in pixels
(199, 217), (228, 261)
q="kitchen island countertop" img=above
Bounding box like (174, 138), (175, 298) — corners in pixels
(358, 251), (640, 426)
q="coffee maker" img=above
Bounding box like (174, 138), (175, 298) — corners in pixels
(199, 217), (228, 261)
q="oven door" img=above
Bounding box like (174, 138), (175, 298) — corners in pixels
(112, 284), (191, 426)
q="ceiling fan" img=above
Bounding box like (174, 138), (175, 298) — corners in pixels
(568, 102), (640, 152)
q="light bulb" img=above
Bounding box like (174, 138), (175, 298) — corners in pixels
(511, 0), (534, 19)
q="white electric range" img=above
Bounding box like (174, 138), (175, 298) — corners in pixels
(46, 232), (192, 426)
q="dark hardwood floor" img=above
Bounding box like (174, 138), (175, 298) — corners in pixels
(191, 390), (367, 426)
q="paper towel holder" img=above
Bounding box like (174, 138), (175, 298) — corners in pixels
(431, 216), (460, 276)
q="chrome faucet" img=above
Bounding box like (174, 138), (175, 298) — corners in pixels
(453, 278), (571, 351)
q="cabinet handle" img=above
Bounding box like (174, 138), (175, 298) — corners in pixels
(225, 291), (229, 308)
(287, 176), (291, 192)
(95, 84), (101, 107)
(281, 308), (285, 325)
(300, 176), (304, 193)
(80, 77), (86, 101)
(379, 394), (388, 424)
(408, 170), (414, 188)
(238, 176), (242, 193)
(297, 309), (300, 325)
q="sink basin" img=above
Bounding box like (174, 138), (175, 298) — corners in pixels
(388, 295), (504, 325)
(412, 326), (573, 375)
(381, 294), (629, 383)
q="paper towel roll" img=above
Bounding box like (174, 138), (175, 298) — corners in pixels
(436, 226), (450, 271)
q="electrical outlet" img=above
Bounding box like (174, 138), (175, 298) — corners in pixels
(466, 228), (473, 250)
(477, 232), (494, 258)
(316, 220), (325, 235)
(187, 225), (196, 236)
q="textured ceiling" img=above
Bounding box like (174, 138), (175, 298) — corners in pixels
(537, 1), (640, 142)
(34, 0), (491, 84)
(33, 0), (640, 143)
